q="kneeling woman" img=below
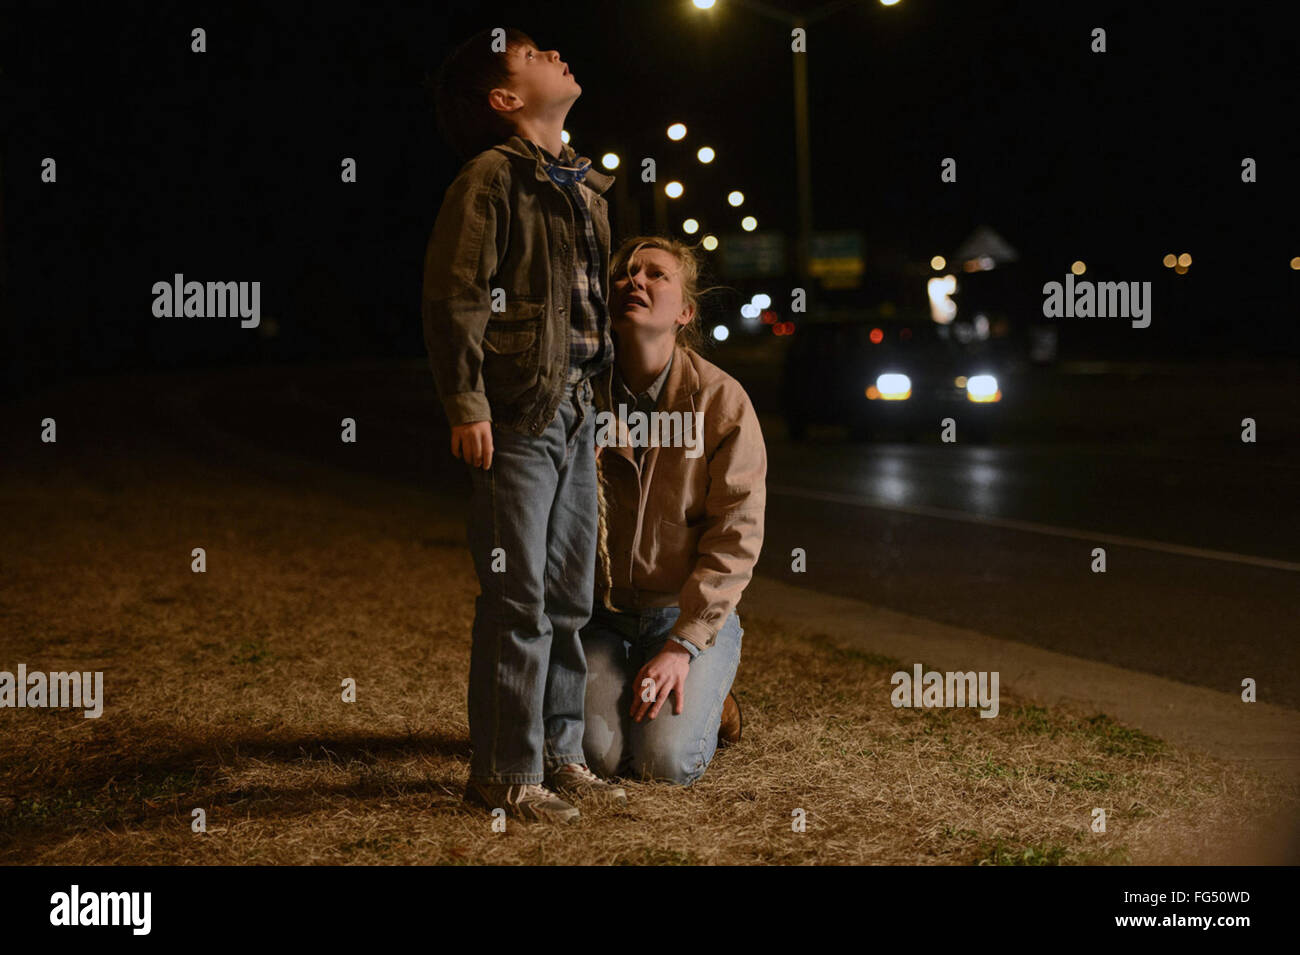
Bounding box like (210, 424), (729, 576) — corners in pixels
(583, 236), (767, 785)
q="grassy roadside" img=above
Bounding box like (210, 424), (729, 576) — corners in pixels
(1, 421), (1295, 865)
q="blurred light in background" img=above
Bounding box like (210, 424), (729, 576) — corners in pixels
(682, 218), (699, 234)
(869, 327), (883, 344)
(561, 130), (570, 144)
(930, 255), (946, 270)
(751, 293), (771, 309)
(966, 374), (1001, 403)
(1070, 260), (1086, 275)
(712, 324), (729, 342)
(928, 274), (957, 324)
(697, 146), (715, 163)
(727, 191), (744, 207)
(693, 0), (716, 9)
(875, 373), (911, 400)
(665, 181), (684, 198)
(702, 234), (718, 251)
(667, 123), (687, 141)
(1162, 253), (1176, 268)
(601, 153), (620, 170)
(1177, 252), (1192, 267)
(741, 216), (757, 231)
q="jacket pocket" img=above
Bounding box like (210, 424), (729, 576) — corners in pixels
(481, 300), (543, 405)
(640, 517), (702, 590)
(482, 321), (539, 355)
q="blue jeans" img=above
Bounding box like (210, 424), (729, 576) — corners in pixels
(465, 378), (597, 784)
(581, 604), (743, 785)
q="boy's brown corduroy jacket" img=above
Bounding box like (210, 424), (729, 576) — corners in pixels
(421, 134), (614, 436)
(595, 345), (767, 652)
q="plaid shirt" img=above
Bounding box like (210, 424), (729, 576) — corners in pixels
(541, 147), (613, 384)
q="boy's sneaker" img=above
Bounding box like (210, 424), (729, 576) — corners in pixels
(463, 779), (580, 824)
(718, 691), (742, 747)
(546, 763), (628, 807)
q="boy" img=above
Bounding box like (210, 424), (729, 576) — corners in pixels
(422, 28), (626, 822)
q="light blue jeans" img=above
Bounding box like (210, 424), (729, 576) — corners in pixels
(464, 378), (596, 784)
(581, 604), (743, 785)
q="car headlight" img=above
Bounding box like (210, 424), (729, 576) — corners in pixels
(966, 374), (1000, 402)
(875, 373), (911, 400)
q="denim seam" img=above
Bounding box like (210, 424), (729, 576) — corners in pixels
(487, 464), (503, 779)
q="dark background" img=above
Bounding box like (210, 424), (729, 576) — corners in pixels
(2, 0), (1297, 394)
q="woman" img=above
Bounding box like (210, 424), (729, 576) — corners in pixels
(582, 235), (767, 785)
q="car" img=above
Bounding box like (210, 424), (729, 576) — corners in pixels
(782, 314), (1007, 442)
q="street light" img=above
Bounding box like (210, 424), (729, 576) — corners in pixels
(692, 0), (902, 280)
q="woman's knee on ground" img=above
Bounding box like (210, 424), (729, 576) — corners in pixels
(630, 725), (712, 786)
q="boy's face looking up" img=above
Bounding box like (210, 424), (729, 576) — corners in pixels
(488, 42), (580, 127)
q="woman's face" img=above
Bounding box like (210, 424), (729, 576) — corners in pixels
(609, 247), (694, 340)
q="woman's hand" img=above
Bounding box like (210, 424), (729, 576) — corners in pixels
(630, 642), (692, 722)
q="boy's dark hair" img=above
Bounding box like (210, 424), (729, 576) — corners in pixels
(427, 27), (538, 162)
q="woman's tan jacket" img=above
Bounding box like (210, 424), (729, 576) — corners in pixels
(593, 344), (767, 652)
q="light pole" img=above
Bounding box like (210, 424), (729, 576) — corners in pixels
(694, 0), (892, 280)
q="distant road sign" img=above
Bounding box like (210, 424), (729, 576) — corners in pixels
(809, 231), (864, 289)
(719, 231), (786, 277)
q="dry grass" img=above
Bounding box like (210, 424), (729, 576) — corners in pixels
(1, 427), (1295, 865)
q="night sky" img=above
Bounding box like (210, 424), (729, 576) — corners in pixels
(4, 0), (1297, 389)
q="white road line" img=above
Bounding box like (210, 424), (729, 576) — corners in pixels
(769, 484), (1300, 573)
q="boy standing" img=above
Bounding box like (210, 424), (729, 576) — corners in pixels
(422, 28), (626, 822)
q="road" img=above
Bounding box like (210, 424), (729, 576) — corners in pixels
(757, 438), (1299, 707)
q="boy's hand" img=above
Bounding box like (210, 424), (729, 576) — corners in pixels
(451, 421), (494, 469)
(630, 642), (692, 722)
